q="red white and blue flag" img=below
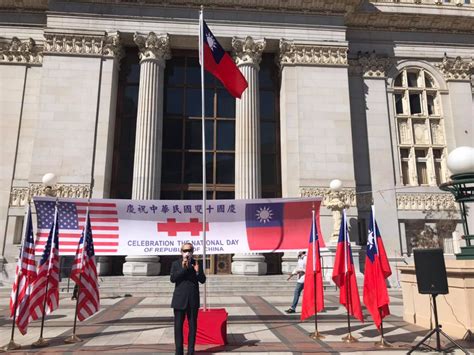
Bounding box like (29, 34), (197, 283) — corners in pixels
(199, 11), (248, 98)
(301, 209), (325, 320)
(29, 204), (60, 321)
(245, 200), (325, 251)
(34, 200), (119, 255)
(70, 209), (100, 321)
(332, 209), (363, 322)
(10, 205), (37, 334)
(363, 205), (392, 329)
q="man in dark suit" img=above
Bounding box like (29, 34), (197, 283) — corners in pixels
(170, 242), (206, 355)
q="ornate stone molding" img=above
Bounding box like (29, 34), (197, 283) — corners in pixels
(232, 37), (266, 68)
(103, 32), (124, 60)
(134, 32), (171, 64)
(42, 31), (123, 59)
(436, 54), (473, 81)
(349, 51), (392, 78)
(9, 183), (92, 207)
(300, 186), (368, 208)
(396, 193), (457, 211)
(0, 37), (42, 64)
(279, 40), (348, 67)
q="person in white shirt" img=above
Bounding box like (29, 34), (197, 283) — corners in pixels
(285, 251), (306, 313)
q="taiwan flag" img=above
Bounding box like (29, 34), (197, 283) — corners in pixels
(199, 11), (248, 98)
(363, 205), (392, 329)
(332, 209), (363, 322)
(245, 200), (325, 251)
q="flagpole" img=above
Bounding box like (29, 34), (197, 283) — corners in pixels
(341, 210), (357, 343)
(5, 204), (31, 351)
(199, 4), (208, 311)
(65, 206), (89, 344)
(309, 205), (325, 340)
(32, 203), (58, 348)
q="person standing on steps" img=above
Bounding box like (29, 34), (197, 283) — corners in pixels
(285, 250), (306, 313)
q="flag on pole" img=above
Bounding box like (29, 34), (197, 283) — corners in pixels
(363, 205), (392, 329)
(9, 205), (37, 334)
(199, 11), (248, 98)
(301, 210), (324, 320)
(70, 209), (100, 321)
(332, 210), (363, 322)
(29, 205), (60, 321)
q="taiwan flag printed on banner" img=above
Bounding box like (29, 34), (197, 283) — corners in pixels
(199, 12), (248, 98)
(245, 201), (325, 251)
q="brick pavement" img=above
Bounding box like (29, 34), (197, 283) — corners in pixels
(1, 291), (472, 354)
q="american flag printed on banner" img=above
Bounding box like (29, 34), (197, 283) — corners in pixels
(29, 205), (60, 321)
(34, 200), (119, 255)
(70, 209), (100, 321)
(10, 205), (37, 334)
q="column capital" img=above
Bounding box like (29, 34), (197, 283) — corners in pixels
(134, 32), (171, 64)
(232, 36), (266, 68)
(0, 37), (42, 65)
(348, 51), (392, 78)
(436, 54), (473, 81)
(278, 39), (348, 67)
(103, 31), (124, 61)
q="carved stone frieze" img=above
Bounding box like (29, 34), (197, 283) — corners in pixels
(103, 32), (124, 60)
(44, 33), (104, 56)
(9, 184), (92, 207)
(134, 32), (171, 64)
(436, 54), (473, 81)
(0, 37), (42, 64)
(351, 51), (392, 78)
(396, 193), (457, 211)
(232, 37), (266, 68)
(279, 40), (348, 67)
(300, 186), (364, 208)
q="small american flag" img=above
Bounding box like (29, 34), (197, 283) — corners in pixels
(10, 205), (37, 335)
(29, 205), (60, 321)
(70, 209), (100, 321)
(34, 199), (119, 255)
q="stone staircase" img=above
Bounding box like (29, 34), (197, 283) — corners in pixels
(1, 275), (336, 299)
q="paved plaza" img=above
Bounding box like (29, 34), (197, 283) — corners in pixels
(1, 285), (472, 354)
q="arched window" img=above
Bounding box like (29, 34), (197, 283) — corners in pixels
(393, 68), (447, 186)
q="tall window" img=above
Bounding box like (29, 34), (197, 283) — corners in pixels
(161, 52), (281, 199)
(393, 68), (447, 186)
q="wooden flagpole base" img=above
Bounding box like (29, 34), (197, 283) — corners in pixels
(342, 333), (359, 343)
(5, 339), (21, 351)
(31, 337), (49, 348)
(64, 334), (82, 344)
(309, 331), (326, 340)
(374, 336), (393, 348)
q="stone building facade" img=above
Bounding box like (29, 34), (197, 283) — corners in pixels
(1, 0), (473, 282)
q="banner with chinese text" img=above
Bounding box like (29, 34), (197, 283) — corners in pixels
(33, 197), (323, 256)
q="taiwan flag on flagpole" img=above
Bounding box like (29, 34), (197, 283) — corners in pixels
(301, 208), (325, 320)
(363, 205), (392, 329)
(332, 209), (363, 322)
(199, 9), (248, 98)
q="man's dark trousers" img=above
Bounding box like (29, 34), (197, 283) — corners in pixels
(173, 306), (199, 355)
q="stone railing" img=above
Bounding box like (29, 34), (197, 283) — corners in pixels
(9, 183), (91, 207)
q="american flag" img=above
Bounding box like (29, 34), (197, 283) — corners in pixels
(10, 205), (37, 335)
(29, 204), (60, 321)
(70, 209), (100, 321)
(34, 199), (119, 255)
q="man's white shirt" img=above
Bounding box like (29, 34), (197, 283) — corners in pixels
(292, 254), (306, 284)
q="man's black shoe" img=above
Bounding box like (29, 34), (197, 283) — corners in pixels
(285, 308), (295, 313)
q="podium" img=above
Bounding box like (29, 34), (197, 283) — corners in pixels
(184, 308), (228, 345)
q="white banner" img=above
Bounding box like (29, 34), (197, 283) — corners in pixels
(33, 197), (323, 256)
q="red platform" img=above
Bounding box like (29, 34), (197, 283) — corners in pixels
(183, 308), (228, 345)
